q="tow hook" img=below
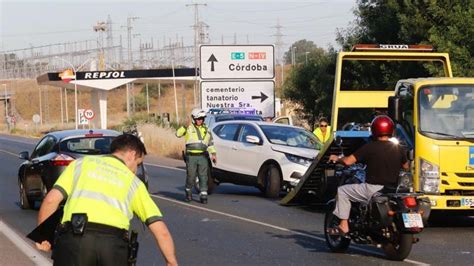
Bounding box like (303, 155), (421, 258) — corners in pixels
(412, 237), (420, 244)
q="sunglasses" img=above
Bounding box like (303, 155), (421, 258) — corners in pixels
(320, 125), (328, 127)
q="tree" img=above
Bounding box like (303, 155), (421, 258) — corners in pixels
(283, 39), (326, 65)
(283, 48), (336, 129)
(337, 0), (474, 76)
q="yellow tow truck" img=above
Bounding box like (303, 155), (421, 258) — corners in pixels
(282, 44), (474, 214)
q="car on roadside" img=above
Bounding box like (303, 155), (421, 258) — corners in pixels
(208, 121), (320, 198)
(204, 112), (264, 129)
(17, 129), (149, 209)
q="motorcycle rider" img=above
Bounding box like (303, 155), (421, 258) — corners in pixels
(328, 115), (409, 236)
(176, 108), (217, 204)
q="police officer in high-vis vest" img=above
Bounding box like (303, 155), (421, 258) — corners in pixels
(35, 134), (178, 266)
(176, 108), (217, 204)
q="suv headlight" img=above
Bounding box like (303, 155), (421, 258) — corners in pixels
(419, 158), (440, 194)
(285, 153), (312, 167)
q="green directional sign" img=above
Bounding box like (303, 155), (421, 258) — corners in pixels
(231, 52), (245, 60)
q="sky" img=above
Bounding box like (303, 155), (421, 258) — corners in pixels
(0, 0), (357, 53)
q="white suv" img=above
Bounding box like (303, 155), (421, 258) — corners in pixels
(210, 121), (320, 198)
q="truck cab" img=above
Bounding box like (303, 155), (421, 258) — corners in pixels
(390, 78), (474, 212)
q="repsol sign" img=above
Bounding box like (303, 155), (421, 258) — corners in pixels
(84, 71), (126, 79)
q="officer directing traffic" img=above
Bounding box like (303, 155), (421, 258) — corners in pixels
(176, 108), (217, 204)
(35, 134), (178, 266)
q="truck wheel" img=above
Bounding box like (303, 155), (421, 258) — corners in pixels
(263, 164), (281, 198)
(19, 180), (33, 209)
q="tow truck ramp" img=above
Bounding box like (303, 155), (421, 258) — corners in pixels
(281, 131), (370, 206)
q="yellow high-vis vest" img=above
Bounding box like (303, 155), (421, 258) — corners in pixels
(54, 156), (162, 230)
(176, 124), (217, 154)
(313, 125), (331, 144)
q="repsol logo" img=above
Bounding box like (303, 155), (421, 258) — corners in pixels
(84, 71), (126, 79)
(229, 63), (268, 72)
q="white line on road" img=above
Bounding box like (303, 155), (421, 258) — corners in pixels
(151, 194), (429, 265)
(0, 149), (20, 157)
(0, 220), (51, 265)
(144, 162), (185, 172)
(0, 136), (36, 145)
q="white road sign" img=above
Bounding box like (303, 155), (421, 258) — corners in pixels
(78, 109), (88, 125)
(201, 81), (275, 117)
(200, 45), (274, 80)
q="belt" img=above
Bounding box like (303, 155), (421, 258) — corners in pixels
(61, 222), (128, 238)
(187, 152), (205, 156)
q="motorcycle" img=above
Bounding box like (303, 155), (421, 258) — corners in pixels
(324, 162), (431, 261)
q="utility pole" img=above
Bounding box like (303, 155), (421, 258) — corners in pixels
(125, 15), (139, 118)
(291, 46), (296, 65)
(60, 88), (63, 124)
(272, 18), (285, 89)
(106, 15), (114, 64)
(186, 2), (207, 108)
(3, 84), (7, 119)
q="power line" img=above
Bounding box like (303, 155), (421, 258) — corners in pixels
(186, 2), (207, 107)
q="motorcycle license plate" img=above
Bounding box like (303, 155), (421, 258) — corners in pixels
(402, 213), (424, 228)
(461, 198), (474, 207)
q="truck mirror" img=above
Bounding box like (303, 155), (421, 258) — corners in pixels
(388, 96), (401, 122)
(335, 136), (343, 146)
(408, 149), (414, 161)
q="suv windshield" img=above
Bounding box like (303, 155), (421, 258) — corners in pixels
(418, 85), (474, 139)
(59, 136), (115, 154)
(259, 125), (320, 149)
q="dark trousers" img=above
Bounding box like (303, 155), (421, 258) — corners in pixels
(53, 231), (128, 266)
(185, 154), (209, 193)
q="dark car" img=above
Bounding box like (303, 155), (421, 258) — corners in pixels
(204, 113), (263, 129)
(18, 129), (149, 209)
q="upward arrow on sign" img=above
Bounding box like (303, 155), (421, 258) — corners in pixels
(207, 54), (218, 72)
(252, 92), (268, 103)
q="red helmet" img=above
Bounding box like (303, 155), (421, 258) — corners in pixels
(370, 115), (394, 137)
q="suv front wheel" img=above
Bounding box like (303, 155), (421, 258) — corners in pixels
(262, 164), (281, 198)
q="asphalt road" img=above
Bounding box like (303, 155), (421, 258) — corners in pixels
(0, 134), (473, 265)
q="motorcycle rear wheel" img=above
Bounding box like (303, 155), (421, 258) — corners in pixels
(382, 232), (413, 261)
(324, 204), (351, 252)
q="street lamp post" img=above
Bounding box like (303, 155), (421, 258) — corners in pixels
(3, 84), (7, 119)
(55, 56), (78, 129)
(305, 52), (310, 64)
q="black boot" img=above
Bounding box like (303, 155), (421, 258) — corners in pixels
(200, 193), (208, 204)
(185, 189), (192, 202)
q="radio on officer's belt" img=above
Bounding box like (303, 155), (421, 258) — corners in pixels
(71, 213), (88, 235)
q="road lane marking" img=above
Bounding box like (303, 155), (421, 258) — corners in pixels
(0, 220), (51, 265)
(0, 149), (20, 157)
(0, 136), (36, 145)
(151, 194), (429, 265)
(144, 162), (185, 172)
